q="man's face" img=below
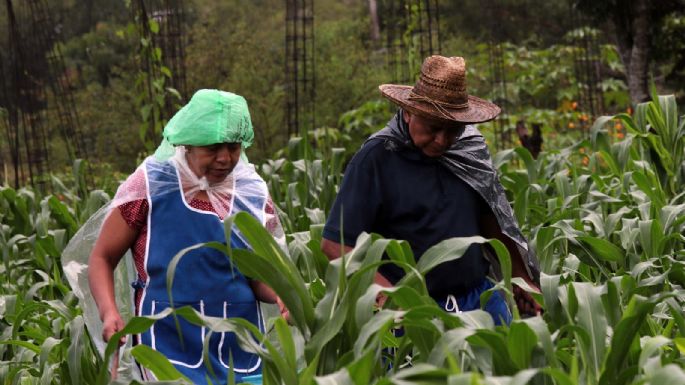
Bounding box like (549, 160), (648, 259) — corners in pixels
(186, 142), (242, 183)
(404, 110), (465, 157)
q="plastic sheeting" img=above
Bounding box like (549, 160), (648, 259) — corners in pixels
(62, 208), (140, 379)
(369, 109), (541, 282)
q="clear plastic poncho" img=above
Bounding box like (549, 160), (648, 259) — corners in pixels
(63, 89), (285, 380)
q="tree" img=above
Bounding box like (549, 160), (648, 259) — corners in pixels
(368, 0), (380, 43)
(576, 0), (685, 104)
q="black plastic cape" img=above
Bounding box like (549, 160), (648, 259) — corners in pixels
(367, 109), (540, 283)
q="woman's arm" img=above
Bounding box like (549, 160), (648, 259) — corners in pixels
(88, 207), (139, 344)
(249, 280), (277, 303)
(249, 280), (292, 321)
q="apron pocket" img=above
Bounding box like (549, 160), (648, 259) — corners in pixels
(218, 301), (264, 373)
(150, 300), (205, 368)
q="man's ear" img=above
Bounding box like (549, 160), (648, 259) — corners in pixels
(402, 109), (411, 124)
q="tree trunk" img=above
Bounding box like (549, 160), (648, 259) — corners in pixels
(368, 0), (381, 43)
(612, 0), (651, 105)
(86, 0), (94, 31)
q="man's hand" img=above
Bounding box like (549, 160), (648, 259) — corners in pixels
(102, 310), (127, 346)
(375, 292), (388, 309)
(478, 212), (542, 316)
(322, 238), (394, 309)
(374, 272), (393, 309)
(513, 280), (542, 316)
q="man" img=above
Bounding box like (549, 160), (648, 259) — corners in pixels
(321, 56), (541, 324)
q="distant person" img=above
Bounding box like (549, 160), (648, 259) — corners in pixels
(322, 56), (541, 324)
(88, 89), (286, 383)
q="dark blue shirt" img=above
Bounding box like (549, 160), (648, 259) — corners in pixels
(323, 138), (490, 298)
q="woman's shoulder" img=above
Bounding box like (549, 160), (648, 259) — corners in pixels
(112, 166), (148, 206)
(111, 156), (177, 204)
(234, 161), (267, 185)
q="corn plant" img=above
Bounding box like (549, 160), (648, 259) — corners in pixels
(260, 137), (346, 234)
(0, 162), (110, 385)
(105, 95), (685, 385)
(2, 95), (685, 385)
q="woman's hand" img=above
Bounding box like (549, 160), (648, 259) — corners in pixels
(89, 208), (137, 346)
(102, 310), (127, 346)
(275, 296), (290, 323)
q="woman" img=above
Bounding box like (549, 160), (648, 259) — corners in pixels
(87, 89), (285, 383)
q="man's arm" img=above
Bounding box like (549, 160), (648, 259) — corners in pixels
(321, 238), (393, 288)
(320, 142), (393, 300)
(480, 212), (541, 315)
(320, 238), (352, 260)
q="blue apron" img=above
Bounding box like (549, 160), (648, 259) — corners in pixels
(138, 160), (266, 384)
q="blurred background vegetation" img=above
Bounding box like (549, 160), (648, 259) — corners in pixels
(1, 0), (684, 182)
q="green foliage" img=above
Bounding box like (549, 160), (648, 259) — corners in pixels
(286, 94), (685, 382)
(457, 39), (629, 151)
(2, 0), (685, 380)
(126, 9), (182, 154)
(71, 93), (685, 384)
(654, 13), (685, 100)
(0, 162), (110, 385)
(260, 136), (346, 235)
(260, 98), (392, 235)
(7, 0), (685, 179)
(60, 22), (137, 88)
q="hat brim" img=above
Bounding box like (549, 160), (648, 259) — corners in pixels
(379, 84), (501, 124)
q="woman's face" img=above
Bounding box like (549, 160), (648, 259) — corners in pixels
(185, 142), (242, 183)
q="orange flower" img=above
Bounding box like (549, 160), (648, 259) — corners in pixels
(614, 122), (623, 130)
(627, 107), (633, 115)
(568, 122), (576, 129)
(580, 114), (588, 121)
(582, 157), (589, 166)
(572, 101), (578, 110)
(616, 132), (625, 139)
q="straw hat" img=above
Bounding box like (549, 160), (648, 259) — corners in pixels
(379, 56), (500, 124)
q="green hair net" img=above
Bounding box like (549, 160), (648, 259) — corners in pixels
(154, 89), (255, 161)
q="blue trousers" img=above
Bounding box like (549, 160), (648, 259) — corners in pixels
(384, 279), (511, 370)
(436, 278), (512, 326)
